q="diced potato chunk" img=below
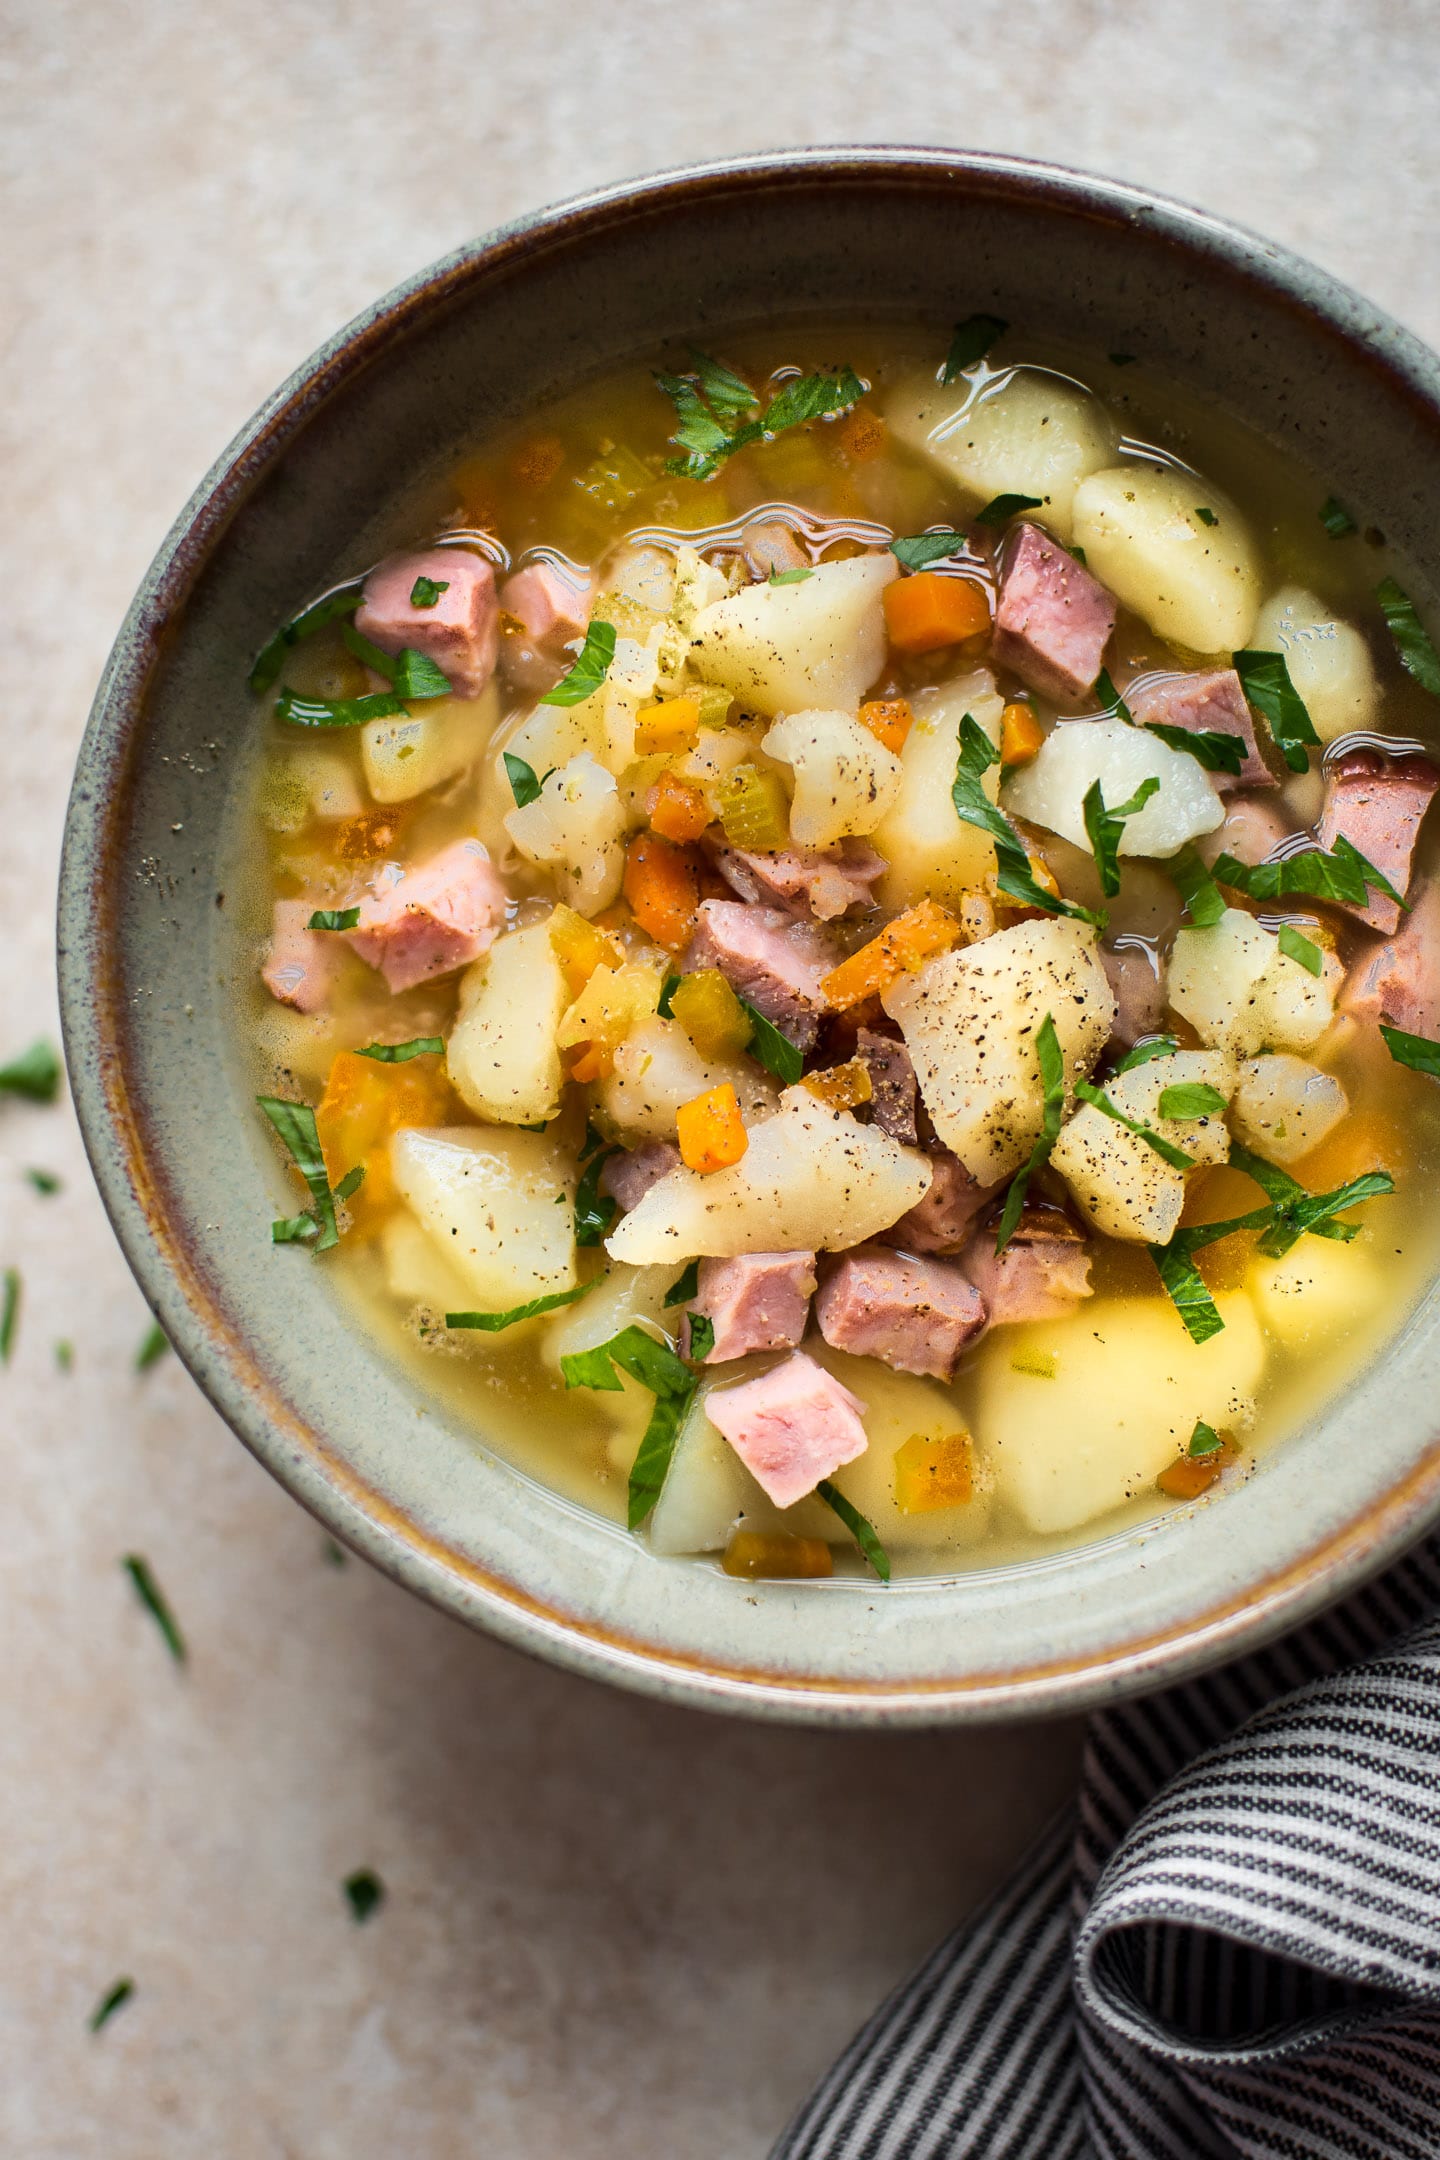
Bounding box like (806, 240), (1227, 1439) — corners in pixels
(817, 1349), (992, 1554)
(545, 1262), (679, 1442)
(688, 553), (897, 716)
(1051, 1049), (1235, 1243)
(1252, 585), (1379, 743)
(1071, 467), (1261, 653)
(882, 919), (1115, 1184)
(761, 708), (902, 847)
(871, 670), (1005, 908)
(504, 751), (625, 916)
(362, 685), (498, 805)
(1169, 908), (1342, 1057)
(606, 1085), (931, 1263)
(1003, 715), (1224, 860)
(446, 923), (568, 1125)
(391, 1125), (575, 1308)
(1231, 1054), (1348, 1166)
(379, 1209), (475, 1313)
(258, 746), (364, 831)
(885, 367), (1119, 542)
(556, 959), (666, 1053)
(978, 1293), (1264, 1534)
(1249, 1236), (1382, 1350)
(597, 1015), (777, 1141)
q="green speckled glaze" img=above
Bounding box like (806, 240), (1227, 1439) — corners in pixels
(57, 149), (1440, 1725)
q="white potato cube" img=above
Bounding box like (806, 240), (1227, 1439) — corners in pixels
(544, 1262), (679, 1443)
(504, 751), (625, 916)
(606, 1085), (931, 1264)
(1051, 1049), (1235, 1243)
(761, 708), (902, 847)
(1003, 715), (1224, 860)
(688, 553), (897, 716)
(978, 1292), (1264, 1534)
(1231, 1054), (1348, 1166)
(446, 923), (568, 1126)
(556, 960), (666, 1053)
(1252, 585), (1379, 743)
(872, 670), (1006, 908)
(885, 366), (1119, 542)
(1072, 467), (1261, 653)
(379, 1210), (476, 1314)
(882, 919), (1115, 1184)
(1169, 908), (1341, 1057)
(818, 1349), (993, 1555)
(362, 685), (498, 805)
(391, 1125), (575, 1309)
(1249, 1236), (1383, 1351)
(598, 1015), (777, 1141)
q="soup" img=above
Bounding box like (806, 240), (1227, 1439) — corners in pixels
(236, 319), (1440, 1584)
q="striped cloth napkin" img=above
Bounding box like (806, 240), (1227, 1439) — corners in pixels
(773, 1536), (1440, 2159)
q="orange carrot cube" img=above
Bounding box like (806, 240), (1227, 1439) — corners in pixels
(894, 1432), (975, 1513)
(676, 1083), (748, 1174)
(883, 572), (990, 654)
(623, 832), (701, 953)
(820, 900), (959, 1011)
(1000, 701), (1046, 767)
(648, 770), (711, 844)
(634, 696), (701, 755)
(858, 697), (914, 754)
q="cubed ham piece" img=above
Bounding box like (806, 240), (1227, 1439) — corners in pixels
(1100, 943), (1164, 1052)
(879, 1150), (1001, 1255)
(709, 838), (885, 922)
(960, 1210), (1093, 1326)
(991, 523), (1117, 701)
(814, 1247), (987, 1381)
(856, 1028), (918, 1143)
(683, 900), (837, 1052)
(1316, 747), (1440, 934)
(355, 548), (499, 699)
(599, 1140), (681, 1213)
(705, 1350), (869, 1511)
(680, 1251), (817, 1363)
(742, 518), (810, 579)
(346, 839), (507, 994)
(1196, 789), (1294, 869)
(498, 561), (593, 694)
(1342, 879), (1440, 1037)
(262, 899), (345, 1014)
(1128, 669), (1275, 793)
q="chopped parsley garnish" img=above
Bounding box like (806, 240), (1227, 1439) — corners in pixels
(1164, 845), (1227, 927)
(273, 688), (407, 729)
(89, 1978), (135, 2034)
(256, 1096), (360, 1252)
(123, 1554), (185, 1664)
(342, 624), (453, 701)
(1277, 924), (1323, 976)
(135, 1321), (169, 1374)
(1070, 545), (1087, 566)
(768, 566), (812, 586)
(1381, 1021), (1440, 1076)
(306, 907), (360, 932)
(974, 492), (1044, 527)
(1194, 506), (1218, 527)
(560, 1325), (698, 1527)
(409, 575), (449, 608)
(1376, 577), (1440, 696)
(1112, 1034), (1180, 1074)
(737, 997), (804, 1086)
(1094, 668), (1133, 723)
(685, 1311), (716, 1361)
(503, 752), (557, 807)
(1320, 497), (1357, 538)
(663, 1260), (700, 1308)
(1141, 723), (1246, 777)
(889, 531), (968, 571)
(655, 353), (864, 480)
(357, 1036), (445, 1062)
(344, 1870), (384, 1923)
(1082, 775), (1160, 897)
(54, 1339), (74, 1373)
(446, 1281), (597, 1332)
(24, 1167), (60, 1195)
(540, 619), (617, 706)
(249, 586), (362, 696)
(1188, 1419), (1223, 1457)
(0, 1038), (62, 1104)
(574, 1143), (619, 1246)
(1074, 1079), (1197, 1170)
(994, 1014), (1064, 1255)
(657, 971), (681, 1019)
(1148, 1238), (1227, 1345)
(1157, 1081), (1229, 1120)
(816, 1480), (891, 1582)
(942, 314), (1007, 381)
(953, 717), (1106, 928)
(0, 1267), (18, 1363)
(1233, 649), (1320, 773)
(1211, 837), (1406, 914)
(323, 1537), (348, 1567)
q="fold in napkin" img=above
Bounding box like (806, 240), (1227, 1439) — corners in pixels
(774, 1537), (1440, 2160)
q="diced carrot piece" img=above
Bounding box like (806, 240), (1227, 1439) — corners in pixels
(883, 572), (990, 655)
(858, 698), (914, 755)
(1157, 1435), (1237, 1500)
(623, 833), (701, 953)
(837, 408), (887, 462)
(802, 1058), (874, 1112)
(722, 1532), (833, 1580)
(316, 1049), (455, 1233)
(333, 811), (405, 860)
(670, 969), (753, 1059)
(634, 696), (701, 755)
(895, 1432), (974, 1513)
(1000, 701), (1046, 767)
(820, 900), (959, 1011)
(648, 771), (711, 844)
(677, 1083), (748, 1174)
(509, 434), (565, 490)
(548, 903), (625, 996)
(565, 1042), (614, 1085)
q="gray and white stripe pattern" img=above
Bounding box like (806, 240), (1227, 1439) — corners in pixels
(773, 1537), (1440, 2159)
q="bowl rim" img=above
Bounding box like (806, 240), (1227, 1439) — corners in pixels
(59, 143), (1440, 1726)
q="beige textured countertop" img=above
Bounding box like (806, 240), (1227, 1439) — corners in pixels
(4, 4), (1438, 2153)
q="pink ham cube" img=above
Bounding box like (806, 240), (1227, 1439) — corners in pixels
(262, 899), (345, 1014)
(498, 562), (593, 694)
(1317, 747), (1440, 933)
(682, 1251), (818, 1363)
(346, 839), (507, 994)
(991, 523), (1116, 701)
(814, 1248), (986, 1380)
(1128, 669), (1273, 794)
(705, 1350), (869, 1510)
(355, 548), (499, 699)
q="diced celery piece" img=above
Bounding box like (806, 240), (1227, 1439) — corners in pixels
(712, 764), (791, 852)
